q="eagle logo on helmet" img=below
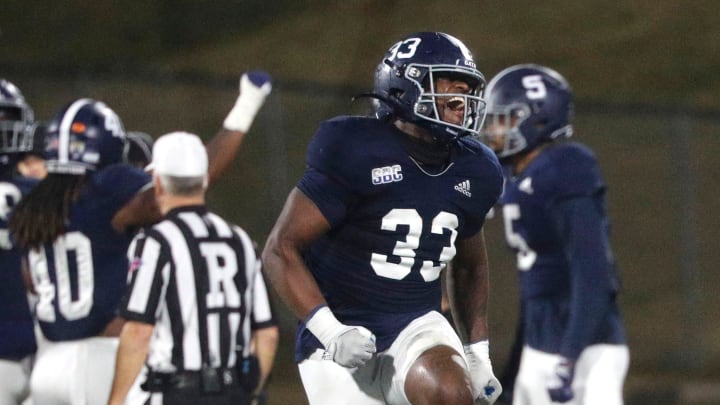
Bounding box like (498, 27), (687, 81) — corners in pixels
(44, 98), (126, 175)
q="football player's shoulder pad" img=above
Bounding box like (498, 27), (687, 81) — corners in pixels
(457, 136), (504, 189)
(12, 175), (39, 194)
(92, 163), (152, 197)
(458, 136), (502, 167)
(546, 142), (604, 200)
(458, 135), (490, 154)
(306, 115), (380, 178)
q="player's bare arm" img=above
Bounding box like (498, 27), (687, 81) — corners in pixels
(262, 187), (330, 319)
(447, 228), (490, 342)
(112, 72), (272, 233)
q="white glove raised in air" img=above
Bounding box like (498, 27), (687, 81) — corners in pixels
(464, 340), (502, 404)
(305, 305), (376, 368)
(223, 71), (272, 132)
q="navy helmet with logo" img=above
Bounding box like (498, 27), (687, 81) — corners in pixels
(483, 64), (574, 158)
(372, 32), (487, 141)
(44, 98), (126, 175)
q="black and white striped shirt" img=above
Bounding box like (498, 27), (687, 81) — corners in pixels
(120, 205), (274, 372)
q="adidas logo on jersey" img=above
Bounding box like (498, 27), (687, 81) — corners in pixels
(454, 180), (472, 197)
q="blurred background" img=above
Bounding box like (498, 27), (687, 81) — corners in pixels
(2, 1), (719, 404)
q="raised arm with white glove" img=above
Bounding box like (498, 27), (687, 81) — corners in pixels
(305, 305), (376, 368)
(205, 71), (272, 186)
(223, 71), (272, 132)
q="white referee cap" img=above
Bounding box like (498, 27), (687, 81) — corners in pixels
(145, 131), (208, 177)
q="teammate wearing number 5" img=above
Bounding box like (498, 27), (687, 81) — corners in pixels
(482, 64), (629, 404)
(263, 32), (503, 405)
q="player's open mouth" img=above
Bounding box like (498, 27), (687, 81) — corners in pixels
(446, 97), (465, 111)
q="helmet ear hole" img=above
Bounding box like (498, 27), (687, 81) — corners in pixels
(390, 89), (404, 100)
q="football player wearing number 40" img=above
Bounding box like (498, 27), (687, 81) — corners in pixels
(481, 64), (629, 405)
(262, 32), (503, 405)
(10, 72), (272, 405)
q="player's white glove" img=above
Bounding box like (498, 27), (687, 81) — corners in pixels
(547, 357), (574, 403)
(223, 71), (272, 132)
(464, 340), (502, 404)
(305, 305), (376, 368)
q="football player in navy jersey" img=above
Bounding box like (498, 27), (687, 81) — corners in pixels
(481, 64), (629, 405)
(0, 79), (43, 405)
(9, 72), (272, 405)
(263, 32), (503, 405)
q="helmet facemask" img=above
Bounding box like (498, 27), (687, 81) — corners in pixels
(483, 102), (532, 158)
(0, 101), (35, 155)
(406, 63), (487, 141)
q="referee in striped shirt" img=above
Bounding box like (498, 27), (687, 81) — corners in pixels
(108, 132), (277, 405)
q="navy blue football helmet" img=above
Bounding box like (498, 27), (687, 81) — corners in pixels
(372, 32), (487, 141)
(44, 98), (126, 175)
(482, 64), (573, 158)
(0, 79), (35, 156)
(123, 131), (154, 168)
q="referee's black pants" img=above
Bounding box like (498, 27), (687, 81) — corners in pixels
(153, 386), (251, 405)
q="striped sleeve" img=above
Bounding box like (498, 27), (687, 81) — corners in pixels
(231, 225), (275, 330)
(120, 231), (169, 324)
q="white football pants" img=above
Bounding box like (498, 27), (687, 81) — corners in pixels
(0, 356), (33, 405)
(30, 336), (118, 405)
(513, 344), (629, 405)
(298, 311), (467, 405)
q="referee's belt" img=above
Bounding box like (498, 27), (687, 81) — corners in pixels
(141, 368), (241, 392)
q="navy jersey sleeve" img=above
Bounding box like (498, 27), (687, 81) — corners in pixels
(120, 231), (168, 324)
(297, 119), (361, 225)
(547, 144), (605, 205)
(94, 163), (152, 213)
(550, 196), (617, 360)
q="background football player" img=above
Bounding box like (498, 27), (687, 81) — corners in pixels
(263, 32), (503, 405)
(482, 64), (629, 405)
(0, 79), (44, 405)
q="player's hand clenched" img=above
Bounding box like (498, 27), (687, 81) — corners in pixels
(305, 305), (377, 368)
(547, 358), (574, 403)
(325, 326), (376, 368)
(464, 340), (502, 404)
(223, 71), (272, 133)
